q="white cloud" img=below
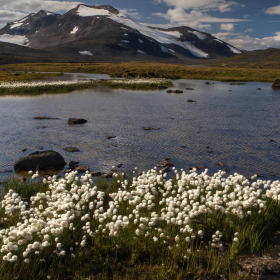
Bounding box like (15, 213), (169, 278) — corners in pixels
(220, 23), (234, 31)
(118, 8), (141, 20)
(265, 5), (280, 15)
(245, 28), (253, 33)
(0, 0), (81, 28)
(153, 8), (247, 30)
(213, 31), (280, 50)
(0, 10), (28, 28)
(154, 0), (238, 13)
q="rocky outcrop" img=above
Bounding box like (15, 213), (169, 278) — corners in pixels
(68, 118), (87, 124)
(14, 150), (66, 172)
(272, 79), (280, 88)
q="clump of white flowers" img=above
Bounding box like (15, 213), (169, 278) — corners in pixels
(0, 80), (96, 90)
(0, 167), (278, 263)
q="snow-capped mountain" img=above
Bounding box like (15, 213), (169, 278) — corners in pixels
(0, 5), (241, 61)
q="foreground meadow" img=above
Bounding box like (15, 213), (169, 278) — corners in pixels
(0, 167), (280, 279)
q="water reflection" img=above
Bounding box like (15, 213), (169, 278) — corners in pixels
(0, 79), (279, 181)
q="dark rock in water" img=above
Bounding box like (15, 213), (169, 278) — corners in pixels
(166, 90), (173, 93)
(111, 169), (117, 172)
(165, 158), (171, 161)
(270, 139), (275, 142)
(206, 146), (209, 149)
(64, 168), (72, 174)
(207, 150), (213, 153)
(41, 126), (47, 128)
(39, 147), (44, 150)
(217, 162), (225, 168)
(181, 145), (186, 148)
(33, 116), (60, 120)
(104, 173), (113, 178)
(107, 135), (116, 139)
(117, 163), (123, 168)
(68, 118), (87, 125)
(157, 159), (174, 168)
(196, 165), (207, 170)
(187, 99), (196, 102)
(185, 88), (194, 90)
(229, 83), (236, 85)
(144, 127), (160, 130)
(271, 173), (276, 177)
(172, 90), (183, 93)
(237, 82), (245, 85)
(272, 79), (280, 88)
(63, 147), (80, 152)
(75, 165), (90, 174)
(205, 82), (211, 85)
(69, 160), (79, 168)
(157, 85), (168, 90)
(223, 167), (227, 171)
(257, 88), (261, 90)
(14, 150), (66, 172)
(90, 172), (102, 177)
(161, 166), (170, 173)
(22, 148), (27, 152)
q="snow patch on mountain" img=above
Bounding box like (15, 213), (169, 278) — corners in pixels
(227, 45), (241, 54)
(0, 34), (29, 46)
(77, 5), (111, 17)
(191, 31), (207, 40)
(10, 22), (24, 29)
(137, 49), (146, 54)
(70, 26), (79, 34)
(79, 50), (93, 56)
(160, 46), (169, 53)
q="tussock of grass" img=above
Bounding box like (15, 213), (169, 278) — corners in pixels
(0, 81), (98, 96)
(0, 71), (63, 82)
(0, 168), (280, 279)
(1, 62), (280, 83)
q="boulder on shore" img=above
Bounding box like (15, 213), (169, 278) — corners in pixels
(14, 150), (66, 172)
(272, 79), (280, 88)
(68, 118), (87, 125)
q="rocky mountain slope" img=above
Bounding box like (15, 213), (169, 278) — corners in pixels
(0, 4), (242, 62)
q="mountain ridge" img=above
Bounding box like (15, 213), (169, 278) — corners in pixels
(0, 4), (242, 63)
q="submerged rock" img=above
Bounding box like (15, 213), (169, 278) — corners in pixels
(74, 165), (90, 174)
(68, 118), (87, 125)
(14, 150), (66, 172)
(63, 147), (80, 152)
(107, 136), (116, 139)
(33, 116), (60, 120)
(144, 127), (160, 130)
(172, 90), (183, 93)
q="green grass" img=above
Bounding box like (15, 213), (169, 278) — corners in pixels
(1, 62), (280, 83)
(0, 170), (278, 280)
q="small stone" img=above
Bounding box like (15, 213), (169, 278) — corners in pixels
(257, 88), (261, 90)
(144, 127), (160, 130)
(63, 147), (80, 152)
(90, 172), (102, 177)
(68, 118), (87, 125)
(185, 88), (194, 90)
(172, 90), (183, 93)
(39, 147), (43, 150)
(22, 148), (27, 152)
(69, 160), (79, 168)
(117, 163), (123, 168)
(207, 150), (213, 153)
(107, 136), (116, 139)
(33, 116), (60, 120)
(74, 165), (90, 174)
(217, 162), (225, 168)
(187, 99), (196, 102)
(166, 90), (173, 93)
(111, 169), (117, 172)
(205, 82), (211, 85)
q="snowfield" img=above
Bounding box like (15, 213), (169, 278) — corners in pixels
(0, 34), (29, 46)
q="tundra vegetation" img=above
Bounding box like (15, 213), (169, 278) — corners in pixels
(0, 168), (279, 279)
(1, 62), (280, 83)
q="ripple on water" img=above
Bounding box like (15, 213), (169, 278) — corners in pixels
(0, 79), (279, 180)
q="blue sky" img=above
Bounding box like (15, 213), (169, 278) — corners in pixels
(0, 0), (279, 50)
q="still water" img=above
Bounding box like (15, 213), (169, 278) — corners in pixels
(0, 76), (279, 181)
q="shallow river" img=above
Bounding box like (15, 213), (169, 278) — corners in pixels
(0, 74), (280, 181)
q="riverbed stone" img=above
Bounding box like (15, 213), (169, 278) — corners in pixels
(33, 116), (60, 120)
(14, 150), (66, 172)
(272, 79), (280, 88)
(144, 127), (160, 130)
(74, 165), (90, 174)
(68, 118), (87, 125)
(63, 147), (80, 152)
(172, 90), (183, 93)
